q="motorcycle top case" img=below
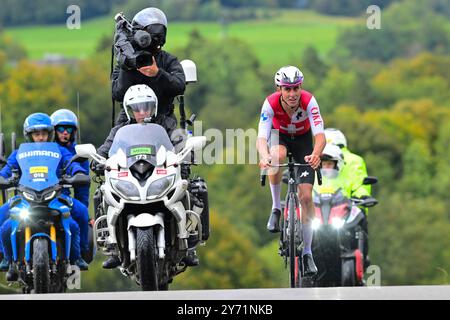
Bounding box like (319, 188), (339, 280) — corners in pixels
(17, 142), (62, 192)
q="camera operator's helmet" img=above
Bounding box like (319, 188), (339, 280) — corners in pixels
(50, 109), (79, 142)
(321, 144), (344, 171)
(23, 113), (54, 142)
(325, 128), (347, 148)
(123, 84), (158, 122)
(274, 66), (304, 87)
(132, 7), (167, 48)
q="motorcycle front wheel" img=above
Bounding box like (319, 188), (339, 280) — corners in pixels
(341, 259), (356, 287)
(33, 238), (50, 294)
(136, 227), (159, 291)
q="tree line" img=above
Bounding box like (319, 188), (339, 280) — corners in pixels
(0, 0), (125, 27)
(0, 0), (413, 27)
(0, 0), (449, 291)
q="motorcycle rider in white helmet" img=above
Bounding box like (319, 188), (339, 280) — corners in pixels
(98, 84), (199, 268)
(318, 144), (345, 179)
(324, 128), (372, 267)
(324, 128), (371, 197)
(98, 84), (159, 159)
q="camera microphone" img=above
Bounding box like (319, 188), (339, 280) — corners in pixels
(134, 30), (152, 48)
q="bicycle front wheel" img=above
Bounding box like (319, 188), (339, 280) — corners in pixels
(288, 194), (300, 288)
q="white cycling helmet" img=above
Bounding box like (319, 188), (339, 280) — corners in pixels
(325, 128), (347, 148)
(123, 84), (158, 122)
(321, 144), (344, 171)
(274, 66), (304, 87)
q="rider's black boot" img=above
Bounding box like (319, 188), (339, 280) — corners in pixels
(302, 254), (318, 276)
(102, 255), (121, 269)
(182, 249), (199, 267)
(6, 264), (18, 282)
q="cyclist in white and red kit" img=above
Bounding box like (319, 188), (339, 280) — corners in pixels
(256, 65), (326, 276)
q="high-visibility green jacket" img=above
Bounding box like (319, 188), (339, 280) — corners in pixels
(314, 147), (371, 199)
(314, 172), (353, 198)
(340, 147), (371, 197)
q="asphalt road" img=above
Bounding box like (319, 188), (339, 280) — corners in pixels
(1, 285), (449, 300)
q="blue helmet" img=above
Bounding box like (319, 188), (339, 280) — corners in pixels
(50, 109), (78, 142)
(23, 113), (54, 142)
(50, 109), (78, 128)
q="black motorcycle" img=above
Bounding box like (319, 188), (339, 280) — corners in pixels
(310, 177), (378, 287)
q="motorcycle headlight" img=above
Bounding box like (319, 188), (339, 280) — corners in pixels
(19, 209), (30, 220)
(111, 178), (140, 200)
(147, 174), (175, 198)
(331, 217), (345, 229)
(312, 218), (321, 230)
(43, 190), (57, 201)
(22, 191), (35, 202)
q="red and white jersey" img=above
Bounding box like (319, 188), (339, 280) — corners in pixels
(257, 90), (324, 140)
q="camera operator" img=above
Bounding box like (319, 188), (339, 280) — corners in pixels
(112, 7), (185, 136)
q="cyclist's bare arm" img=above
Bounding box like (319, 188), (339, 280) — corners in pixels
(256, 138), (272, 169)
(305, 133), (326, 169)
(257, 99), (274, 169)
(304, 97), (326, 169)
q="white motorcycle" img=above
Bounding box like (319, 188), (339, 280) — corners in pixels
(76, 123), (207, 290)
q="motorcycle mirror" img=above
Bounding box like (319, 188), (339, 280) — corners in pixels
(63, 174), (91, 187)
(0, 176), (11, 189)
(188, 113), (197, 125)
(156, 146), (167, 167)
(185, 136), (206, 152)
(362, 197), (378, 208)
(75, 144), (97, 159)
(180, 59), (197, 84)
(362, 176), (378, 185)
(116, 148), (128, 169)
(71, 154), (89, 163)
(63, 154), (89, 172)
(166, 152), (178, 168)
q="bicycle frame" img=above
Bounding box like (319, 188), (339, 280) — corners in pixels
(283, 153), (305, 288)
(261, 152), (322, 288)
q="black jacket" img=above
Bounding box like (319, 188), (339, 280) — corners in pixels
(97, 123), (123, 158)
(112, 50), (186, 118)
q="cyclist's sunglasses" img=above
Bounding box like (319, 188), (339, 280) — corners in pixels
(55, 126), (74, 134)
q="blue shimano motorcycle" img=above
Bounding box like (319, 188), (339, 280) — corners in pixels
(0, 142), (91, 293)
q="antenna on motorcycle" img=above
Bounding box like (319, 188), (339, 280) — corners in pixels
(77, 92), (82, 143)
(11, 132), (16, 152)
(0, 127), (6, 204)
(179, 60), (197, 131)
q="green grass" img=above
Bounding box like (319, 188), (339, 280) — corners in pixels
(5, 10), (361, 65)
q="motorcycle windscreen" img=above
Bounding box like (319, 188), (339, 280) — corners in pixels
(109, 123), (175, 168)
(17, 142), (62, 192)
(329, 190), (351, 221)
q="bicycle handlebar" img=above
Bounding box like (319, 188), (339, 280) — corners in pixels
(260, 171), (266, 187)
(260, 163), (322, 186)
